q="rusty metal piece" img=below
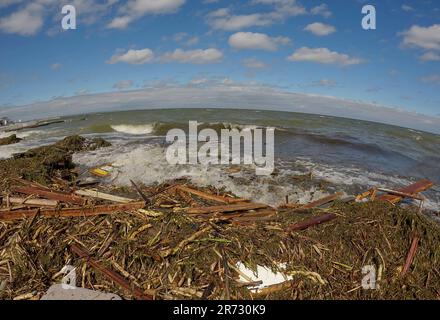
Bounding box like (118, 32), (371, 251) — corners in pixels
(70, 244), (153, 300)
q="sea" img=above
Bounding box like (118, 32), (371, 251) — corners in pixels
(1, 108), (439, 215)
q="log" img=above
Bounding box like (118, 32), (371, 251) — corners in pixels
(74, 189), (135, 204)
(70, 244), (153, 300)
(287, 213), (337, 232)
(8, 197), (58, 207)
(176, 185), (248, 204)
(377, 180), (433, 204)
(186, 203), (268, 215)
(401, 236), (420, 277)
(13, 186), (86, 205)
(0, 202), (146, 221)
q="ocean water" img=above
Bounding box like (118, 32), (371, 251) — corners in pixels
(1, 108), (439, 213)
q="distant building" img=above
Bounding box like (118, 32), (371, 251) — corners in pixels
(0, 117), (13, 126)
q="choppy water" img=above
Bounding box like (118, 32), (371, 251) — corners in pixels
(1, 109), (439, 213)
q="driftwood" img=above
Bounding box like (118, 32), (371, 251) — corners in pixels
(401, 236), (420, 277)
(287, 213), (337, 232)
(74, 189), (135, 204)
(176, 185), (248, 204)
(130, 180), (151, 204)
(70, 244), (153, 300)
(13, 186), (86, 205)
(8, 197), (58, 207)
(377, 188), (425, 201)
(186, 203), (268, 215)
(377, 180), (433, 204)
(0, 202), (146, 221)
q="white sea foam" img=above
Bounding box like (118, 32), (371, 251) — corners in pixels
(73, 143), (440, 211)
(111, 124), (155, 135)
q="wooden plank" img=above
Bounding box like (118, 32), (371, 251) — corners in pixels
(177, 185), (248, 204)
(8, 197), (58, 207)
(287, 213), (337, 232)
(0, 202), (146, 221)
(74, 189), (135, 204)
(377, 188), (425, 201)
(401, 236), (420, 277)
(377, 180), (433, 204)
(70, 244), (153, 300)
(186, 203), (268, 215)
(13, 186), (86, 205)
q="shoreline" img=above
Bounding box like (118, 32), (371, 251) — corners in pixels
(0, 136), (439, 300)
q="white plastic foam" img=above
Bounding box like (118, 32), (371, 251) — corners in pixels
(236, 263), (292, 291)
(111, 124), (155, 135)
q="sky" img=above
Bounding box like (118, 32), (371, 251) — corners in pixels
(0, 0), (439, 132)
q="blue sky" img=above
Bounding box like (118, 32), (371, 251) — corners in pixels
(0, 0), (439, 131)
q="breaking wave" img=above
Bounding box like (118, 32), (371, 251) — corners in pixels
(110, 124), (155, 135)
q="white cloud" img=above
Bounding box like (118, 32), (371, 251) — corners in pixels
(108, 0), (186, 29)
(421, 74), (440, 85)
(207, 1), (305, 31)
(161, 48), (223, 64)
(0, 3), (44, 35)
(107, 48), (155, 64)
(401, 24), (440, 50)
(310, 4), (332, 18)
(243, 57), (268, 69)
(401, 4), (414, 12)
(419, 51), (440, 62)
(113, 80), (134, 90)
(287, 47), (362, 66)
(304, 22), (336, 36)
(313, 79), (337, 87)
(51, 63), (62, 70)
(229, 32), (290, 51)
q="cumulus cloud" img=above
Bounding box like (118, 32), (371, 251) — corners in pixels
(243, 57), (268, 69)
(161, 48), (223, 64)
(421, 74), (440, 85)
(401, 24), (440, 50)
(0, 2), (44, 35)
(206, 1), (305, 31)
(304, 22), (336, 36)
(108, 0), (186, 29)
(287, 47), (362, 66)
(229, 32), (290, 51)
(419, 52), (440, 62)
(113, 80), (134, 90)
(401, 4), (414, 12)
(107, 48), (155, 64)
(310, 4), (332, 18)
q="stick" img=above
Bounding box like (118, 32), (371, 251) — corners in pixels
(187, 203), (268, 215)
(70, 244), (153, 300)
(13, 186), (85, 205)
(74, 189), (135, 204)
(8, 197), (58, 207)
(401, 236), (420, 277)
(0, 202), (146, 221)
(283, 192), (343, 209)
(130, 180), (151, 204)
(287, 213), (337, 232)
(177, 185), (248, 204)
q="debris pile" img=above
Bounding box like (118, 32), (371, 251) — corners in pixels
(0, 134), (21, 146)
(0, 136), (439, 300)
